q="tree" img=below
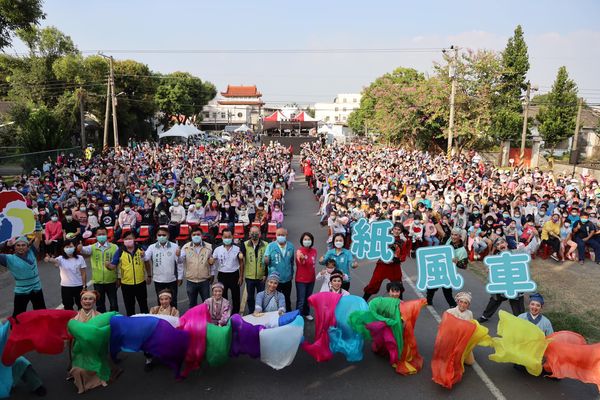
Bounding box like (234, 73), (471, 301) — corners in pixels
(0, 0), (44, 50)
(491, 25), (530, 143)
(112, 59), (159, 142)
(154, 72), (216, 126)
(536, 66), (578, 154)
(10, 103), (71, 151)
(433, 49), (503, 150)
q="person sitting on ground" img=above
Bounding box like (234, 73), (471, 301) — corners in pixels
(204, 282), (231, 326)
(253, 272), (286, 316)
(149, 289), (180, 317)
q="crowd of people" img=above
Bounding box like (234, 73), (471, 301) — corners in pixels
(0, 139), (581, 396)
(298, 142), (594, 324)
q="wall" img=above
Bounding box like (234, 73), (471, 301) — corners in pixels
(553, 162), (600, 180)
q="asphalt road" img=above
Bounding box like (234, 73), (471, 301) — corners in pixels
(2, 158), (599, 399)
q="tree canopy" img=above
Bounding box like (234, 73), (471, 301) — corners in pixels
(0, 0), (45, 49)
(536, 66), (579, 152)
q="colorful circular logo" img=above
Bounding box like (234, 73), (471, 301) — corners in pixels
(0, 191), (35, 243)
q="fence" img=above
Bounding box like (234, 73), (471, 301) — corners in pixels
(0, 147), (83, 176)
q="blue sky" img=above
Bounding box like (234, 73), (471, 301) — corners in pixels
(10, 0), (600, 104)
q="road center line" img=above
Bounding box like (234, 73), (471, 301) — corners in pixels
(402, 273), (507, 400)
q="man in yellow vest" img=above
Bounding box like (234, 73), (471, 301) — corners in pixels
(239, 225), (268, 314)
(177, 226), (215, 308)
(79, 227), (119, 312)
(110, 230), (151, 316)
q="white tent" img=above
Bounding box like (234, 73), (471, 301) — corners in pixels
(234, 124), (252, 133)
(158, 124), (203, 139)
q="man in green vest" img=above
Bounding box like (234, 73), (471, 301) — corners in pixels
(79, 227), (119, 312)
(239, 225), (268, 314)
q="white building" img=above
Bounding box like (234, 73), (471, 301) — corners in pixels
(314, 93), (361, 125)
(199, 85), (264, 131)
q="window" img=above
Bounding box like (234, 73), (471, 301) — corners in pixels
(221, 112), (226, 118)
(343, 98), (347, 103)
(203, 112), (209, 118)
(343, 116), (347, 121)
(212, 112), (217, 118)
(342, 107), (347, 112)
(353, 98), (357, 103)
(335, 107), (339, 112)
(237, 112), (243, 118)
(335, 116), (339, 122)
(325, 116), (330, 122)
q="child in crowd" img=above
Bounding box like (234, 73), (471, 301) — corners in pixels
(316, 259), (348, 292)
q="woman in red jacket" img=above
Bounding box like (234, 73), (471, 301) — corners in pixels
(295, 232), (317, 321)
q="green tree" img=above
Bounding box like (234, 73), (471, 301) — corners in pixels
(434, 49), (503, 150)
(0, 0), (44, 49)
(536, 66), (578, 154)
(154, 72), (216, 126)
(348, 67), (425, 141)
(491, 25), (530, 143)
(112, 59), (159, 143)
(10, 103), (71, 151)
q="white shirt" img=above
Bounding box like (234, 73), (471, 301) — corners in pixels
(144, 241), (183, 283)
(57, 255), (86, 287)
(212, 245), (241, 275)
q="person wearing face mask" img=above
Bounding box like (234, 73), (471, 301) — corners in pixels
(78, 227), (119, 312)
(295, 232), (317, 320)
(560, 219), (577, 261)
(45, 240), (87, 310)
(144, 228), (183, 307)
(178, 227), (215, 308)
(73, 203), (89, 232)
(211, 229), (243, 314)
(264, 228), (295, 312)
(572, 211), (600, 265)
(319, 233), (357, 292)
(168, 198), (186, 240)
(220, 200), (237, 231)
(240, 226), (268, 314)
(44, 213), (63, 256)
(269, 201), (284, 229)
(84, 207), (100, 235)
(110, 230), (150, 316)
(117, 202), (138, 239)
(62, 210), (81, 241)
(541, 212), (562, 261)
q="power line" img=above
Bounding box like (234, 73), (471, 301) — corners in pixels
(82, 48), (446, 55)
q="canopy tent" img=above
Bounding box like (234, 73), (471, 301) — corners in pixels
(262, 110), (318, 133)
(234, 124), (252, 133)
(158, 124), (204, 140)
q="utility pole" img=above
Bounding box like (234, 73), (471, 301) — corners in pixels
(78, 88), (86, 148)
(447, 45), (458, 158)
(570, 97), (584, 172)
(109, 56), (119, 147)
(103, 73), (111, 149)
(519, 82), (532, 167)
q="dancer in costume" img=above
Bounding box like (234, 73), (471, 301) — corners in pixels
(254, 272), (286, 315)
(204, 282), (231, 326)
(329, 270), (350, 296)
(518, 293), (553, 336)
(445, 291), (475, 365)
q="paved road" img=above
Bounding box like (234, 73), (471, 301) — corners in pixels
(2, 158), (599, 399)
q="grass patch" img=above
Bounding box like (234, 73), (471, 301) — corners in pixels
(468, 259), (600, 343)
(544, 310), (600, 342)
